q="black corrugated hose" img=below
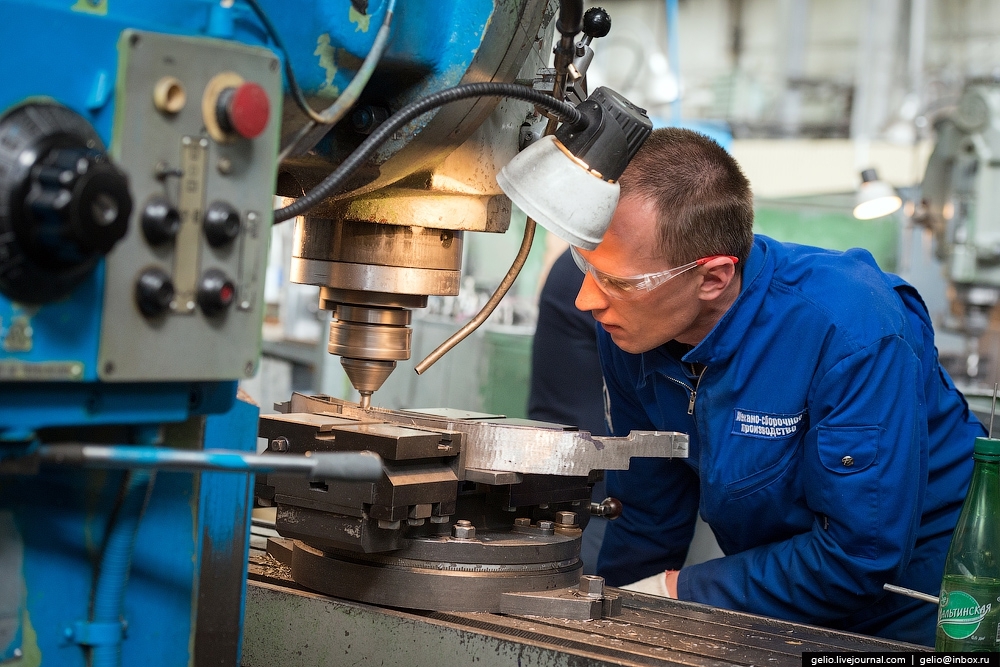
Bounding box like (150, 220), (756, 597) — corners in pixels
(272, 81), (586, 223)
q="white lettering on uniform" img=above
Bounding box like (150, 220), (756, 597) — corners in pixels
(732, 408), (806, 439)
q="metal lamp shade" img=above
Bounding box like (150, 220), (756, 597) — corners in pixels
(853, 178), (902, 220)
(497, 135), (620, 250)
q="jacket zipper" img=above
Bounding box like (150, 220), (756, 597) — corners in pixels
(663, 365), (707, 415)
(688, 365), (707, 415)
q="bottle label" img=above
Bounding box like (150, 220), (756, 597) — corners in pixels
(939, 590), (993, 640)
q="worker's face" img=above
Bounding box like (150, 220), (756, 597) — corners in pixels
(574, 196), (733, 354)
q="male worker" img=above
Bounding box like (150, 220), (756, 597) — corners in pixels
(575, 128), (984, 645)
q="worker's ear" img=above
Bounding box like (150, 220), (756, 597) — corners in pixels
(696, 257), (738, 302)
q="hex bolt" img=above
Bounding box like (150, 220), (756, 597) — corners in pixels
(270, 437), (289, 452)
(452, 519), (476, 539)
(513, 517), (531, 527)
(579, 575), (605, 597)
(555, 511), (578, 526)
(537, 520), (555, 533)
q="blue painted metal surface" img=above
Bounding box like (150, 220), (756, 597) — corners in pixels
(0, 0), (501, 663)
(1, 399), (258, 665)
(0, 381), (237, 440)
(0, 0), (496, 432)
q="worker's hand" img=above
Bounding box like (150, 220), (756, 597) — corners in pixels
(664, 570), (679, 598)
(620, 569), (679, 598)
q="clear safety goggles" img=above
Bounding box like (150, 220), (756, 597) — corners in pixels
(570, 246), (738, 300)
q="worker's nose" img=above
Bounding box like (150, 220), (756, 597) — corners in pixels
(575, 272), (608, 313)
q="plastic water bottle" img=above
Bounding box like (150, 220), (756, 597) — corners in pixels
(936, 436), (1000, 651)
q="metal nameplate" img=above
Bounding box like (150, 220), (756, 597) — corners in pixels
(0, 361), (84, 381)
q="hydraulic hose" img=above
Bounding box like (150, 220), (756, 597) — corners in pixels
(272, 82), (584, 222)
(89, 469), (155, 667)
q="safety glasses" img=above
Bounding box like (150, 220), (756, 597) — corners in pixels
(570, 246), (738, 300)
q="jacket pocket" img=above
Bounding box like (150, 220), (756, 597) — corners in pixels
(724, 440), (799, 500)
(815, 425), (880, 559)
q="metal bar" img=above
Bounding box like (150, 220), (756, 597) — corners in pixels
(882, 583), (939, 605)
(413, 217), (536, 376)
(36, 444), (383, 481)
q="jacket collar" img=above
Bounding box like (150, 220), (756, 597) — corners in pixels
(637, 235), (773, 381)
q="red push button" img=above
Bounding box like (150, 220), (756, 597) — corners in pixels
(218, 82), (270, 139)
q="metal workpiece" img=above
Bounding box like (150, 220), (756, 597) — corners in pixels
(278, 393), (687, 476)
(243, 579), (922, 667)
(464, 429), (688, 475)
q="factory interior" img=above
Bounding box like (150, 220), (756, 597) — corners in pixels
(3, 0), (1000, 664)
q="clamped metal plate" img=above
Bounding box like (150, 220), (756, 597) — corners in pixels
(279, 393), (688, 476)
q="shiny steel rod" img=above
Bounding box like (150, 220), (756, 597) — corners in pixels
(414, 217), (536, 375)
(37, 444), (383, 481)
(882, 583), (940, 605)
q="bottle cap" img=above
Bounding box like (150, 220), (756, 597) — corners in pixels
(973, 437), (1000, 460)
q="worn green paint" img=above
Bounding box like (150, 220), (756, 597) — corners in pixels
(348, 6), (371, 33)
(17, 609), (41, 667)
(313, 34), (341, 96)
(70, 0), (107, 16)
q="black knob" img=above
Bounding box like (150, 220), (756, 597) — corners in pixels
(135, 267), (174, 318)
(583, 7), (612, 39)
(142, 195), (180, 245)
(26, 146), (131, 257)
(0, 104), (134, 304)
(203, 201), (241, 247)
(197, 268), (236, 316)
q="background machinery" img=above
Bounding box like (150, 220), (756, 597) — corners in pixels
(916, 78), (1000, 383)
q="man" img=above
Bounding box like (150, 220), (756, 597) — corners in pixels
(575, 128), (983, 645)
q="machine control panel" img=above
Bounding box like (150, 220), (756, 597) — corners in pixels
(97, 30), (282, 382)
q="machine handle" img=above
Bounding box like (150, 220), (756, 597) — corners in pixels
(35, 444), (383, 481)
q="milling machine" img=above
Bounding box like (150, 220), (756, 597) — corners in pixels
(0, 0), (663, 664)
(916, 78), (1000, 383)
(0, 1), (923, 665)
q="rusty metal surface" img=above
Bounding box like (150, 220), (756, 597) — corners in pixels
(243, 572), (923, 667)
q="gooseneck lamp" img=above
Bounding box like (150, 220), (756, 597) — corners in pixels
(497, 87), (653, 249)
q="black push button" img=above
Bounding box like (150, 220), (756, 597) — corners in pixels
(197, 268), (235, 316)
(135, 267), (174, 318)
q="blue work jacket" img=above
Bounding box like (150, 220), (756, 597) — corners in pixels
(596, 234), (984, 645)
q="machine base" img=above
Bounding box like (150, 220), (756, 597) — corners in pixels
(243, 574), (923, 667)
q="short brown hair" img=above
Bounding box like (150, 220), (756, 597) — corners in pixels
(619, 128), (754, 266)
